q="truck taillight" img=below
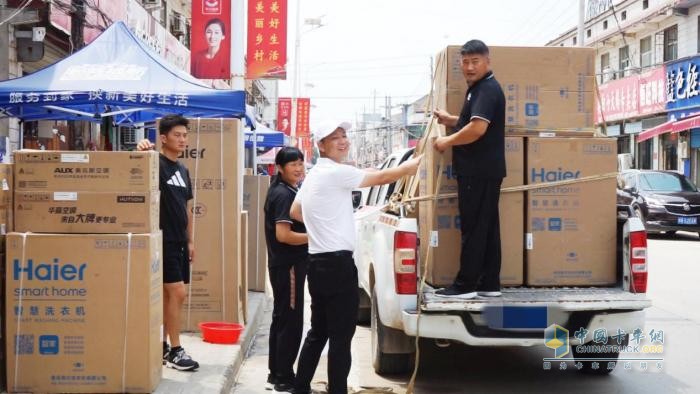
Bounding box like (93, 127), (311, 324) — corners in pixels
(630, 230), (647, 293)
(394, 231), (417, 295)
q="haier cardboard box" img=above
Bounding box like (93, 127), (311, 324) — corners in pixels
(436, 46), (595, 130)
(166, 118), (244, 330)
(4, 232), (162, 393)
(419, 135), (525, 287)
(526, 138), (617, 286)
(0, 239), (5, 392)
(243, 175), (270, 292)
(14, 151), (158, 192)
(14, 190), (159, 234)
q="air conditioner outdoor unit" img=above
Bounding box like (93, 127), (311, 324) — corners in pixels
(602, 67), (614, 83)
(143, 0), (161, 7)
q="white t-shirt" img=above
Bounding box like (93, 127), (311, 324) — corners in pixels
(295, 158), (366, 254)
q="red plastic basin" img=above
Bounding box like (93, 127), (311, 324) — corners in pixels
(199, 322), (244, 344)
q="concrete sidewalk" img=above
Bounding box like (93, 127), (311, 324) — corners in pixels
(154, 291), (271, 394)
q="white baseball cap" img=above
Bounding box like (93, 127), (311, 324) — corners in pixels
(314, 121), (352, 142)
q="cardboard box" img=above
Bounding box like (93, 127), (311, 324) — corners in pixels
(4, 232), (162, 393)
(0, 165), (13, 235)
(436, 46), (595, 130)
(0, 206), (12, 235)
(0, 244), (5, 392)
(243, 175), (270, 292)
(14, 151), (158, 192)
(419, 136), (525, 287)
(166, 118), (244, 330)
(526, 138), (617, 286)
(0, 164), (12, 207)
(14, 191), (159, 234)
(240, 211), (249, 324)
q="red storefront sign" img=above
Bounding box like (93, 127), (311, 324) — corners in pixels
(595, 65), (666, 124)
(296, 98), (311, 137)
(638, 67), (667, 117)
(246, 0), (288, 79)
(190, 0), (231, 79)
(277, 97), (292, 135)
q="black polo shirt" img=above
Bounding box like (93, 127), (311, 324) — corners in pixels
(159, 154), (193, 242)
(452, 70), (506, 179)
(264, 179), (307, 268)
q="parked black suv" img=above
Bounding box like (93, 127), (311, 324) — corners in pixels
(617, 170), (700, 237)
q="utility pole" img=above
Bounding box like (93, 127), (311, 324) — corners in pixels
(70, 0), (85, 150)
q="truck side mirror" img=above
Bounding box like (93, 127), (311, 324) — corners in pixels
(352, 190), (363, 210)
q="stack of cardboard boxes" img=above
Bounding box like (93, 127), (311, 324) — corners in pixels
(0, 164), (11, 392)
(419, 45), (617, 288)
(5, 151), (163, 393)
(173, 118), (245, 330)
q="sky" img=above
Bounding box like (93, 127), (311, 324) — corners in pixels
(276, 0), (583, 129)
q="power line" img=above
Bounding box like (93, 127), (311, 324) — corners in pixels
(0, 0), (32, 27)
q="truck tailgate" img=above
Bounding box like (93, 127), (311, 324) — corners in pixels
(421, 287), (651, 312)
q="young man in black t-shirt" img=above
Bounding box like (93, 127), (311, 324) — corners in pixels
(433, 40), (506, 299)
(137, 115), (199, 371)
(263, 147), (308, 392)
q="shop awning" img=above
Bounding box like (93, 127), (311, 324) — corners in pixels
(637, 120), (674, 142)
(244, 126), (286, 148)
(672, 114), (700, 133)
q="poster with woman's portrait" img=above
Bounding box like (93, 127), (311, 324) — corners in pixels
(191, 0), (231, 79)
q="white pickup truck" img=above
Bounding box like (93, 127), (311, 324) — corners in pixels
(353, 148), (652, 375)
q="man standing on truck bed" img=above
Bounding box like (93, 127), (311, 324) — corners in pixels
(289, 121), (421, 394)
(433, 39), (506, 299)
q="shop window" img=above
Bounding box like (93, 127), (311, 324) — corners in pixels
(640, 36), (652, 68)
(663, 25), (678, 62)
(638, 139), (653, 169)
(662, 133), (678, 171)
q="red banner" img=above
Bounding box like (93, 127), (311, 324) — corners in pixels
(246, 0), (288, 79)
(638, 67), (667, 117)
(296, 98), (311, 137)
(277, 97), (292, 135)
(191, 0), (231, 79)
(595, 65), (666, 124)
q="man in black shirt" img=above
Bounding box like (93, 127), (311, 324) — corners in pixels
(263, 147), (308, 392)
(433, 40), (506, 299)
(137, 115), (199, 371)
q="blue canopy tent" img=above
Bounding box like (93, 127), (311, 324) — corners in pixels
(244, 124), (287, 148)
(0, 21), (248, 126)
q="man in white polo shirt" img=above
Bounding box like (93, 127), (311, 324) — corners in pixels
(288, 121), (420, 394)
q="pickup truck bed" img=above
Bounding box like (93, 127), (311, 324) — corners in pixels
(421, 286), (651, 312)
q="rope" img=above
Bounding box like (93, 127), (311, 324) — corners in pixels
(404, 172), (619, 204)
(406, 49), (447, 394)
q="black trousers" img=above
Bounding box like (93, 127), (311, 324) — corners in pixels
(294, 251), (359, 394)
(456, 176), (503, 290)
(268, 257), (308, 383)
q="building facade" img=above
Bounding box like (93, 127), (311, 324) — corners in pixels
(547, 0), (700, 185)
(0, 0), (277, 156)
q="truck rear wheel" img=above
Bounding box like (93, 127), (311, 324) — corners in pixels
(357, 288), (371, 325)
(571, 336), (625, 375)
(371, 287), (415, 375)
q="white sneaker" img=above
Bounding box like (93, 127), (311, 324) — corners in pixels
(478, 291), (502, 297)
